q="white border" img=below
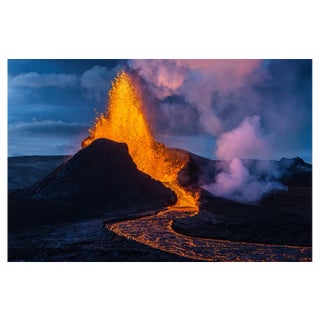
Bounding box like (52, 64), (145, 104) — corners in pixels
(1, 1), (319, 320)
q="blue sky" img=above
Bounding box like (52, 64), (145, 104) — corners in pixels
(8, 59), (312, 162)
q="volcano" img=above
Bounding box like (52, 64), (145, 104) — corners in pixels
(8, 138), (176, 230)
(8, 71), (312, 262)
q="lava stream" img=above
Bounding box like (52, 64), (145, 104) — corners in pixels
(106, 208), (311, 262)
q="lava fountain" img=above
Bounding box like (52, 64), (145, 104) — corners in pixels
(82, 71), (198, 209)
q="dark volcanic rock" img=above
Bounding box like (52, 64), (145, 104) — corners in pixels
(172, 186), (312, 246)
(279, 157), (312, 186)
(9, 139), (176, 230)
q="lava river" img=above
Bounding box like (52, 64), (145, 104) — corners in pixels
(105, 206), (311, 262)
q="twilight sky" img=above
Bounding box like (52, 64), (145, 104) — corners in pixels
(8, 59), (312, 163)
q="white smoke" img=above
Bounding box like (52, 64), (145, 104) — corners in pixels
(202, 116), (287, 203)
(202, 158), (287, 203)
(216, 115), (271, 160)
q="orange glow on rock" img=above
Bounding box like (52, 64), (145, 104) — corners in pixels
(82, 71), (198, 209)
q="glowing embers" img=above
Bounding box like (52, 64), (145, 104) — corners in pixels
(82, 71), (198, 208)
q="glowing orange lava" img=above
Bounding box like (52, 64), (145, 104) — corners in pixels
(82, 71), (198, 209)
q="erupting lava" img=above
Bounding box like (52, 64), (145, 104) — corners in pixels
(82, 71), (198, 209)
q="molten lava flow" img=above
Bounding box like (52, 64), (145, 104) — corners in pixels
(82, 71), (198, 209)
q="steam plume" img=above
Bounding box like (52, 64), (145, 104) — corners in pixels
(203, 116), (287, 203)
(216, 115), (271, 160)
(128, 59), (263, 135)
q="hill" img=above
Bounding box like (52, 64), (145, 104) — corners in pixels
(8, 139), (176, 230)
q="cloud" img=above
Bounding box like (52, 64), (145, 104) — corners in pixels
(128, 60), (185, 99)
(159, 102), (200, 134)
(8, 135), (83, 157)
(175, 59), (262, 93)
(9, 120), (88, 137)
(9, 65), (122, 103)
(80, 65), (121, 102)
(9, 72), (79, 88)
(8, 120), (89, 156)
